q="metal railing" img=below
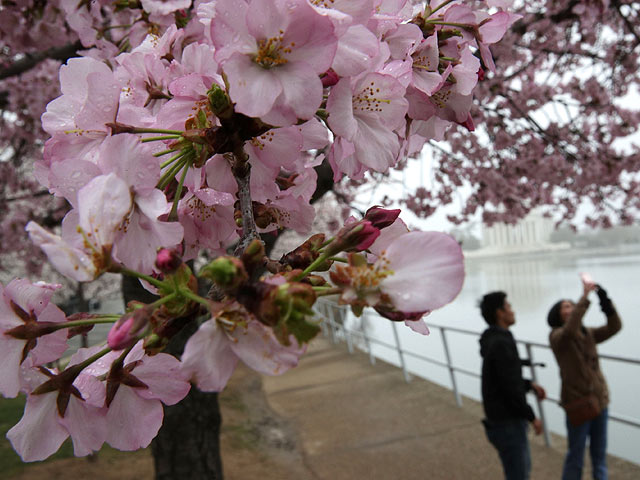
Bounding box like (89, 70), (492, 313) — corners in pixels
(314, 300), (640, 448)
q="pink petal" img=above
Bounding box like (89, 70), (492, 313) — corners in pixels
(78, 173), (133, 249)
(181, 320), (239, 392)
(404, 319), (430, 335)
(380, 231), (464, 312)
(211, 0), (254, 63)
(4, 279), (59, 316)
(7, 392), (68, 462)
(131, 353), (191, 405)
(262, 63), (324, 125)
(60, 393), (107, 457)
(331, 24), (379, 76)
(26, 222), (97, 282)
(326, 78), (358, 140)
(0, 335), (25, 397)
(224, 54), (283, 119)
(106, 386), (164, 450)
(230, 321), (305, 376)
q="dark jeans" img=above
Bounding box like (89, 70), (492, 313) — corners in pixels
(562, 408), (608, 480)
(483, 418), (531, 480)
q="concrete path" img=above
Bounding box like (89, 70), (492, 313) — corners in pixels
(262, 337), (640, 480)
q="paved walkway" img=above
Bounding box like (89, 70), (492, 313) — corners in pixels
(262, 337), (640, 480)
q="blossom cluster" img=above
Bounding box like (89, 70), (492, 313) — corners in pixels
(1, 0), (515, 462)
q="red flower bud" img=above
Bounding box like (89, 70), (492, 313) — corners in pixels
(354, 221), (380, 251)
(155, 248), (182, 274)
(107, 307), (151, 350)
(364, 206), (401, 229)
(321, 69), (339, 87)
(328, 220), (381, 255)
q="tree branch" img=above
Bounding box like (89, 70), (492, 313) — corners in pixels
(0, 41), (82, 81)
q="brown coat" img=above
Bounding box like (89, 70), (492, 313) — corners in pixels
(549, 296), (622, 410)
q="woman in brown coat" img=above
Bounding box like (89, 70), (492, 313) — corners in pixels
(547, 279), (622, 480)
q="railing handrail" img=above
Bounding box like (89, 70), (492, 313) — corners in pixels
(314, 300), (640, 442)
(419, 322), (640, 366)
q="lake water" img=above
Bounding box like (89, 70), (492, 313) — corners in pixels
(340, 247), (640, 465)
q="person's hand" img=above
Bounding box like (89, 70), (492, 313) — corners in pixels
(531, 383), (546, 401)
(596, 284), (615, 315)
(581, 273), (597, 296)
(532, 418), (543, 435)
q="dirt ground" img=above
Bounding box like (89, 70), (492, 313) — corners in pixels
(9, 364), (309, 480)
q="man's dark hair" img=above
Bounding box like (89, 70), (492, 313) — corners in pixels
(479, 291), (507, 325)
(547, 300), (567, 328)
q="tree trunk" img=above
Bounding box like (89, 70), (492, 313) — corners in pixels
(121, 276), (223, 480)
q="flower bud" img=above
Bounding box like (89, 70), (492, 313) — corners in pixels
(241, 238), (266, 275)
(273, 282), (319, 344)
(107, 307), (151, 350)
(200, 256), (248, 291)
(155, 248), (183, 274)
(207, 84), (233, 119)
(321, 69), (339, 87)
(329, 220), (380, 255)
(364, 206), (401, 229)
(280, 234), (328, 270)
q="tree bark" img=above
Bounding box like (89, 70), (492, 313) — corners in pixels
(0, 41), (82, 80)
(121, 276), (223, 480)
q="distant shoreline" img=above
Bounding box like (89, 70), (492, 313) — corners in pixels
(463, 243), (640, 260)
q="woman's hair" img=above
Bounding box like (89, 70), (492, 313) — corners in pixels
(547, 300), (567, 328)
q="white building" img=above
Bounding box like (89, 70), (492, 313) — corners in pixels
(467, 209), (570, 257)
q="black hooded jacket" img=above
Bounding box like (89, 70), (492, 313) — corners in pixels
(480, 325), (535, 422)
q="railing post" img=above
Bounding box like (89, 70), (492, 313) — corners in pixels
(526, 343), (551, 447)
(318, 302), (329, 337)
(392, 321), (411, 383)
(328, 305), (338, 344)
(345, 310), (354, 354)
(440, 328), (462, 407)
(363, 313), (376, 365)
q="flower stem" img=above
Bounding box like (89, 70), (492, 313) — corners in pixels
(57, 317), (120, 329)
(328, 256), (348, 263)
(132, 127), (184, 135)
(168, 155), (193, 221)
(294, 252), (332, 281)
(118, 266), (166, 289)
(141, 135), (181, 143)
(313, 287), (342, 297)
(160, 150), (187, 169)
(178, 287), (211, 309)
(424, 20), (474, 30)
(427, 0), (456, 17)
(154, 147), (181, 158)
(70, 345), (112, 372)
(158, 155), (188, 189)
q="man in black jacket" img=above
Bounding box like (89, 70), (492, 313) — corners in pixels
(479, 291), (546, 480)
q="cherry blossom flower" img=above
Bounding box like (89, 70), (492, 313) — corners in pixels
(331, 230), (464, 321)
(181, 305), (305, 392)
(0, 280), (67, 398)
(211, 0), (338, 125)
(73, 342), (191, 451)
(27, 173), (133, 281)
(327, 72), (408, 177)
(95, 134), (184, 273)
(7, 358), (107, 461)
